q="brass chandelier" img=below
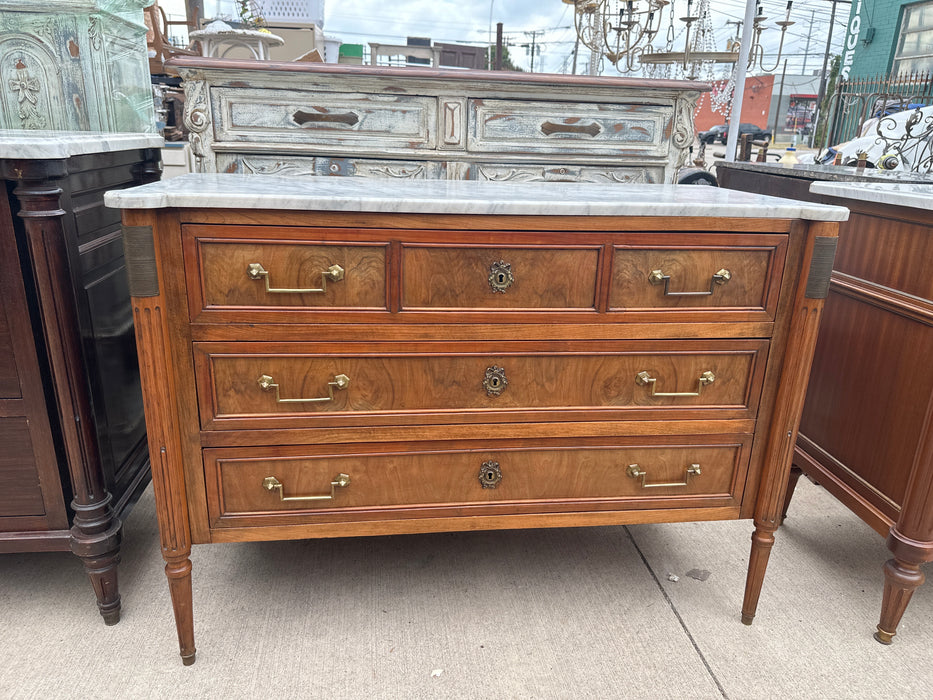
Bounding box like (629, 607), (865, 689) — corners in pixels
(565, 0), (795, 78)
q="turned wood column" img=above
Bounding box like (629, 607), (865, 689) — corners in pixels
(875, 390), (933, 644)
(742, 222), (838, 624)
(4, 159), (123, 624)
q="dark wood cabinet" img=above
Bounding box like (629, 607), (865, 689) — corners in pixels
(0, 134), (161, 624)
(718, 161), (933, 644)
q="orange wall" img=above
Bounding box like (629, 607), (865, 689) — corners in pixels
(694, 74), (774, 130)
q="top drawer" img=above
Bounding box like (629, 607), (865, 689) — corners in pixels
(468, 99), (673, 157)
(212, 87), (437, 150)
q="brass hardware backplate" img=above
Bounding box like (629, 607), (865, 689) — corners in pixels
(479, 461), (502, 488)
(635, 370), (715, 397)
(627, 463), (701, 488)
(488, 260), (513, 293)
(648, 268), (731, 296)
(483, 366), (508, 396)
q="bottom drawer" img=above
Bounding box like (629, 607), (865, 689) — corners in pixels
(205, 436), (753, 528)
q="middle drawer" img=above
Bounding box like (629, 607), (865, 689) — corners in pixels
(194, 339), (769, 430)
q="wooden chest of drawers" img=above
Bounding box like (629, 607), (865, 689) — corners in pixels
(171, 57), (706, 184)
(106, 175), (846, 664)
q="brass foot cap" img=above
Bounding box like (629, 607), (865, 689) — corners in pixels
(182, 652), (197, 666)
(873, 629), (895, 645)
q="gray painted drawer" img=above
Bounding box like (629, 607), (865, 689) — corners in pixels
(467, 99), (672, 157)
(212, 88), (437, 150)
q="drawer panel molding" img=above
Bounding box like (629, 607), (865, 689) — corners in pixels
(206, 438), (753, 525)
(195, 340), (769, 428)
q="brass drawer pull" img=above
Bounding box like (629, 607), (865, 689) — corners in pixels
(648, 268), (731, 296)
(488, 260), (514, 292)
(247, 262), (345, 294)
(263, 473), (351, 502)
(627, 463), (701, 489)
(258, 373), (350, 403)
(636, 370), (715, 397)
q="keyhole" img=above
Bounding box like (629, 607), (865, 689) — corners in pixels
(490, 376), (500, 388)
(486, 471), (496, 481)
(497, 272), (507, 284)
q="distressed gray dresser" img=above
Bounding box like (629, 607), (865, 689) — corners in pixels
(171, 57), (707, 184)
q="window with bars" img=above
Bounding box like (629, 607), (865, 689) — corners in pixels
(893, 1), (933, 74)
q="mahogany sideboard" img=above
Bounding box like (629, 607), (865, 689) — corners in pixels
(718, 161), (933, 644)
(0, 131), (161, 623)
(105, 174), (846, 664)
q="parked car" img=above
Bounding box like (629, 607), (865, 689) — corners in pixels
(698, 123), (772, 144)
(698, 124), (728, 143)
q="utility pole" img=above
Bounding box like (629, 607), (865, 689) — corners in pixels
(725, 19), (743, 52)
(802, 9), (816, 74)
(495, 22), (503, 70)
(813, 0), (843, 146)
(571, 31), (580, 74)
(523, 30), (542, 73)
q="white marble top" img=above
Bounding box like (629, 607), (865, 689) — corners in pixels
(811, 181), (933, 211)
(105, 173), (849, 221)
(0, 131), (164, 159)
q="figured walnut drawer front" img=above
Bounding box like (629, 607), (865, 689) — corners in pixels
(610, 241), (785, 314)
(212, 87), (437, 150)
(193, 239), (387, 312)
(467, 99), (672, 156)
(401, 245), (599, 310)
(195, 340), (768, 429)
(206, 438), (751, 525)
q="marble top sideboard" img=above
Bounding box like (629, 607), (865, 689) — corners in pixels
(105, 173), (849, 221)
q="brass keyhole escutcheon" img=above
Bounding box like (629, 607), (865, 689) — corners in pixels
(479, 460), (502, 488)
(483, 366), (508, 396)
(488, 260), (513, 293)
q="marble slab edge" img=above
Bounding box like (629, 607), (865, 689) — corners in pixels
(0, 131), (164, 160)
(811, 180), (933, 211)
(104, 173), (849, 221)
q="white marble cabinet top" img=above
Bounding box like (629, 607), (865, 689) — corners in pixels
(105, 173), (849, 221)
(811, 180), (933, 211)
(0, 131), (164, 160)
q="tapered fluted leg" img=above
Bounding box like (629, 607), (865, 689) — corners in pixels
(875, 558), (924, 644)
(742, 526), (776, 625)
(166, 556), (196, 665)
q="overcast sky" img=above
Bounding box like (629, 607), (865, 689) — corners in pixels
(164, 1), (849, 77)
(322, 0), (849, 76)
